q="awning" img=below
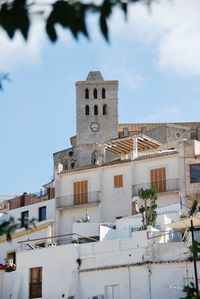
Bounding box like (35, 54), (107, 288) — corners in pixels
(165, 216), (200, 229)
(104, 134), (162, 155)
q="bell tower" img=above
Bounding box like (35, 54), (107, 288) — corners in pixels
(75, 71), (118, 167)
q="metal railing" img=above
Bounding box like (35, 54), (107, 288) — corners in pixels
(56, 191), (100, 208)
(132, 178), (179, 196)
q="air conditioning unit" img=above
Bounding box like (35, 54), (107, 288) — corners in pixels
(91, 295), (104, 299)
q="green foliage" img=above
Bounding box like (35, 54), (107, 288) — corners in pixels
(181, 282), (200, 299)
(180, 199), (200, 299)
(138, 188), (157, 229)
(0, 0), (151, 43)
(189, 240), (200, 261)
(189, 200), (200, 217)
(0, 216), (36, 242)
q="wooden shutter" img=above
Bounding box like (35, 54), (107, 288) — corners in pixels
(29, 267), (42, 298)
(114, 175), (123, 188)
(73, 181), (88, 205)
(150, 168), (166, 192)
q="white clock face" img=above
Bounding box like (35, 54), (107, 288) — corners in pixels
(90, 122), (100, 132)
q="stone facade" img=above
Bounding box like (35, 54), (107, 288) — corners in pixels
(75, 71), (118, 167)
(144, 124), (190, 144)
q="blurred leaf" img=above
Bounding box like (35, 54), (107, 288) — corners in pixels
(99, 0), (113, 41)
(0, 0), (30, 39)
(46, 0), (89, 42)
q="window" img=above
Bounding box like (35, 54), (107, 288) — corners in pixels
(85, 88), (89, 99)
(102, 88), (106, 98)
(94, 105), (98, 115)
(21, 210), (29, 227)
(85, 105), (90, 115)
(73, 180), (88, 205)
(38, 206), (46, 222)
(7, 251), (16, 265)
(150, 167), (166, 192)
(190, 164), (200, 183)
(103, 104), (107, 115)
(93, 88), (98, 99)
(29, 267), (42, 299)
(114, 175), (123, 188)
(91, 150), (98, 165)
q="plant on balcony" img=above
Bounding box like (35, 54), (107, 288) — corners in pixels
(138, 188), (158, 230)
(181, 282), (200, 299)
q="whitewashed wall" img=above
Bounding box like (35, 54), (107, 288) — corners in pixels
(55, 153), (181, 235)
(0, 199), (55, 264)
(101, 163), (132, 222)
(0, 220), (54, 264)
(7, 198), (55, 222)
(1, 236), (195, 299)
(133, 155), (179, 185)
(6, 244), (79, 299)
(0, 270), (4, 299)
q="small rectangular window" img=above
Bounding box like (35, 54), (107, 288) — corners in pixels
(7, 251), (16, 265)
(29, 267), (42, 299)
(114, 175), (123, 188)
(38, 206), (46, 222)
(21, 210), (29, 227)
(190, 164), (200, 183)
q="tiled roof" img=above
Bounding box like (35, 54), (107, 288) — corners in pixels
(58, 151), (178, 175)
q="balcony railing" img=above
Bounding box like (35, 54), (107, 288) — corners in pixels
(132, 178), (180, 197)
(56, 191), (100, 209)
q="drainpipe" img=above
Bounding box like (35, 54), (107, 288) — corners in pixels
(191, 219), (199, 294)
(128, 266), (132, 299)
(148, 267), (152, 299)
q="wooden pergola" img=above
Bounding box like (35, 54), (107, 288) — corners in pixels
(104, 134), (162, 155)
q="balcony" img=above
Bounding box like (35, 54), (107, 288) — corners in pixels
(132, 178), (180, 197)
(56, 191), (100, 209)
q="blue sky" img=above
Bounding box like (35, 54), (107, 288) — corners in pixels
(0, 0), (200, 196)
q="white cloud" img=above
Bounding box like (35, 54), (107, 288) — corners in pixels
(0, 21), (46, 71)
(110, 0), (200, 76)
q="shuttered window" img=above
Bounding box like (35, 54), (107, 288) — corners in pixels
(150, 168), (166, 192)
(73, 181), (88, 205)
(29, 267), (42, 298)
(114, 175), (123, 188)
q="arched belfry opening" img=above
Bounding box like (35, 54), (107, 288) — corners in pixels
(91, 150), (99, 165)
(93, 88), (98, 99)
(103, 104), (107, 115)
(85, 88), (89, 99)
(94, 105), (98, 115)
(85, 105), (90, 115)
(102, 88), (106, 99)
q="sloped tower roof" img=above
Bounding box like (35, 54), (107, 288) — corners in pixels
(86, 71), (104, 81)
